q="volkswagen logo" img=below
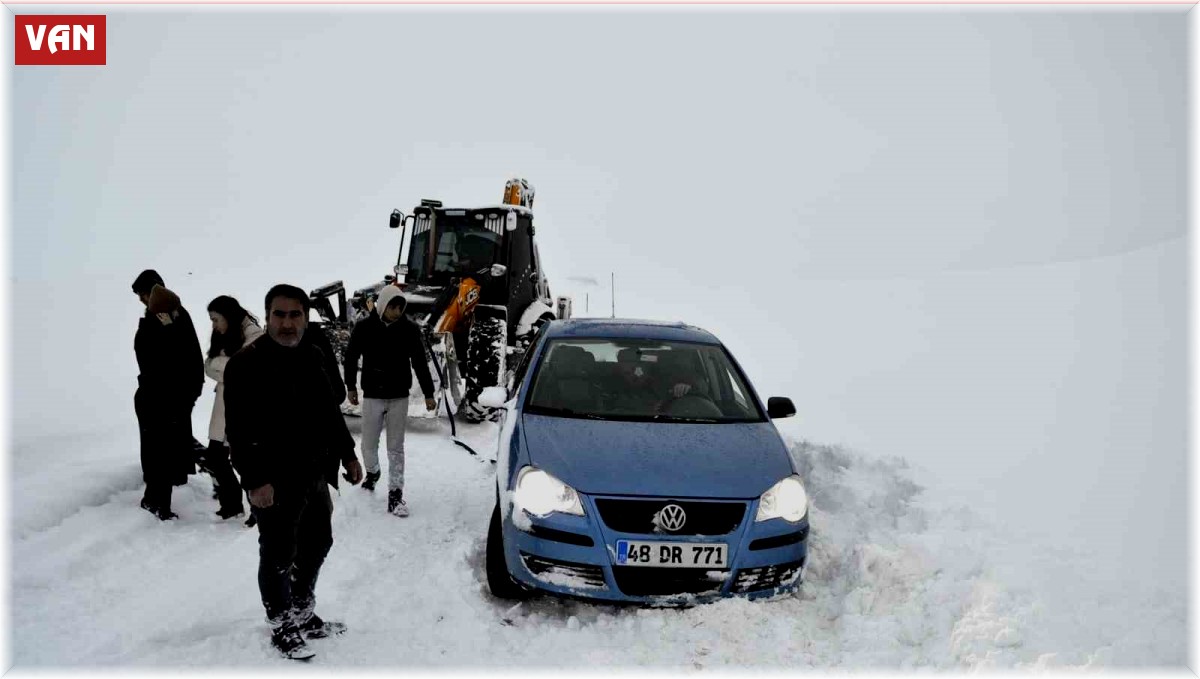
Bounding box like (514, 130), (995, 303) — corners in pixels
(655, 504), (687, 532)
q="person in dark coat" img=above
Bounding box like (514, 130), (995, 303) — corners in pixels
(343, 285), (435, 516)
(240, 308), (346, 531)
(131, 269), (204, 521)
(224, 283), (363, 661)
(239, 314), (347, 529)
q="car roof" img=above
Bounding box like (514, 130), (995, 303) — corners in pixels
(544, 318), (722, 345)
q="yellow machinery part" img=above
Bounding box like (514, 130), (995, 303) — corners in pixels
(435, 277), (482, 334)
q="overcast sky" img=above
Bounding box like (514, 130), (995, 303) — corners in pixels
(9, 6), (1188, 588)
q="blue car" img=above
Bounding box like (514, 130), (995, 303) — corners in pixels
(485, 318), (810, 605)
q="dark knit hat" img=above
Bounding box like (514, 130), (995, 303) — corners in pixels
(132, 269), (164, 296)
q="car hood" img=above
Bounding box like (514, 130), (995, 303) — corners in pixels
(520, 414), (794, 499)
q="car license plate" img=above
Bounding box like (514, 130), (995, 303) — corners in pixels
(616, 540), (728, 568)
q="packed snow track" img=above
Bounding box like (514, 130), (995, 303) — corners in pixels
(11, 414), (1184, 668)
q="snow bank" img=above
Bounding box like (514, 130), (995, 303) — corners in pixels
(786, 439), (1186, 669)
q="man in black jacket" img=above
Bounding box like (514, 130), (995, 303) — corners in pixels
(131, 269), (204, 521)
(225, 284), (364, 660)
(240, 317), (347, 531)
(343, 285), (435, 516)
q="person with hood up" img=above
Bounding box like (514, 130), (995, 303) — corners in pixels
(131, 269), (204, 520)
(203, 295), (265, 519)
(343, 285), (436, 517)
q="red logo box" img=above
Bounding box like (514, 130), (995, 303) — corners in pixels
(15, 15), (106, 66)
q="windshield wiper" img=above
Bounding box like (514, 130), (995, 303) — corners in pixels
(526, 405), (609, 420)
(650, 415), (722, 423)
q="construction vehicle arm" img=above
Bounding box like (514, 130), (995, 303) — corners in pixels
(342, 322), (365, 393)
(309, 328), (347, 405)
(407, 322), (436, 399)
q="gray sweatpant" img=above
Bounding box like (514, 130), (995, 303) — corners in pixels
(360, 396), (409, 493)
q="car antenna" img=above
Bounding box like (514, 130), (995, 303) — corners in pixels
(611, 272), (615, 318)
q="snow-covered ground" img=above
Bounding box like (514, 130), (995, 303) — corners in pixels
(10, 406), (1185, 668)
(7, 8), (1188, 670)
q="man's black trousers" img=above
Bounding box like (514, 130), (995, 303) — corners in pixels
(252, 477), (333, 629)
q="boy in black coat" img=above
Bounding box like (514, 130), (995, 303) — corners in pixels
(343, 285), (435, 516)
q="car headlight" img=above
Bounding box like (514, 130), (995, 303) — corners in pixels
(755, 475), (808, 523)
(512, 467), (584, 518)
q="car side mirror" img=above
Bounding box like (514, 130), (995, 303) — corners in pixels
(767, 397), (796, 419)
(479, 386), (508, 409)
(389, 209), (404, 229)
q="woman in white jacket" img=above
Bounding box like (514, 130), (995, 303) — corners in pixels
(203, 295), (264, 519)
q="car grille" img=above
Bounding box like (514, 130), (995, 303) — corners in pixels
(519, 553), (607, 589)
(731, 559), (805, 593)
(611, 566), (729, 597)
(593, 498), (746, 536)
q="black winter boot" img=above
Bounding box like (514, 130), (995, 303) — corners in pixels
(270, 624), (314, 660)
(141, 485), (177, 520)
(388, 489), (409, 517)
(297, 613), (347, 640)
(361, 470), (381, 492)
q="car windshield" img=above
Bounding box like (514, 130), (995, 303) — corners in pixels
(407, 214), (502, 278)
(525, 338), (765, 423)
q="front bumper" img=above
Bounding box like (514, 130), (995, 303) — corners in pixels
(501, 494), (808, 605)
